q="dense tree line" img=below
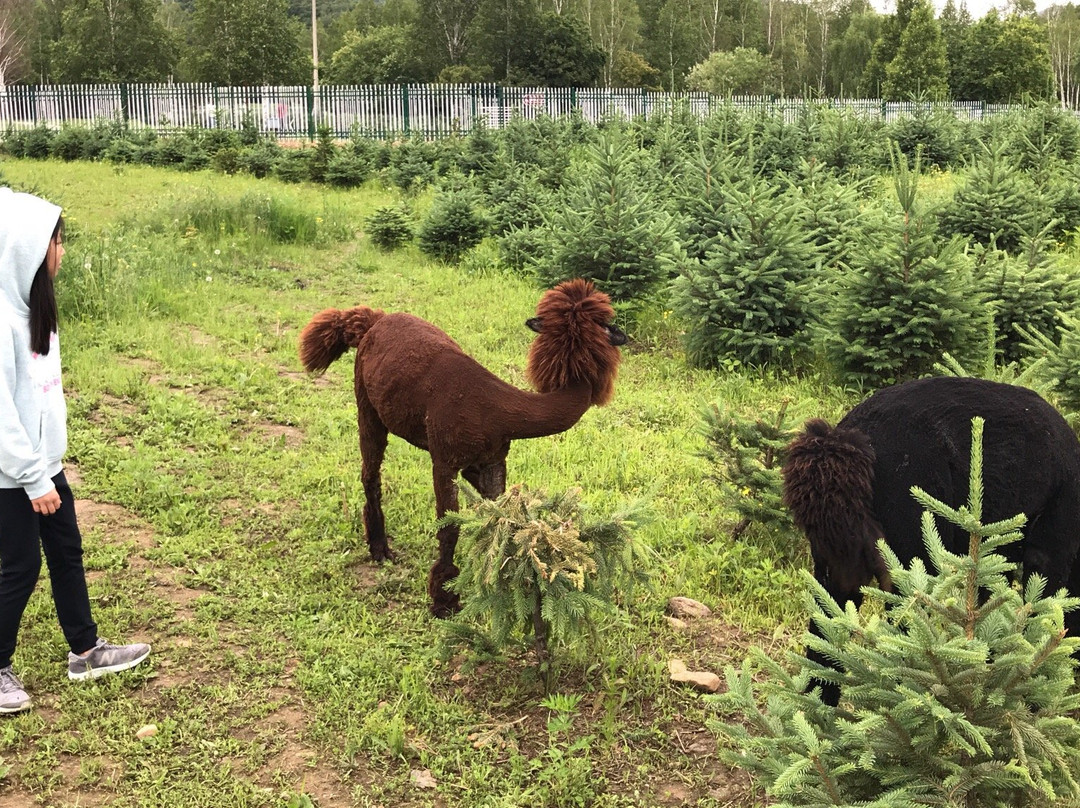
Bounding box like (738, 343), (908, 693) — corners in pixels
(0, 0), (1078, 100)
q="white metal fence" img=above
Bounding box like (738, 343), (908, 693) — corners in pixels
(0, 83), (1036, 140)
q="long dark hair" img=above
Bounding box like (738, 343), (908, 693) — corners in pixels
(29, 217), (62, 356)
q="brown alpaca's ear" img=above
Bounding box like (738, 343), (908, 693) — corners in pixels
(526, 317), (543, 333)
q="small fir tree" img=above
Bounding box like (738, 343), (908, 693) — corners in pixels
(533, 132), (678, 305)
(365, 205), (414, 251)
(885, 104), (965, 170)
(418, 189), (487, 264)
(673, 147), (820, 370)
(938, 142), (1042, 254)
(386, 136), (439, 194)
(699, 400), (799, 541)
(308, 124), (337, 184)
(712, 417), (1080, 808)
(808, 106), (888, 179)
(971, 224), (1080, 365)
(670, 143), (738, 263)
(788, 157), (872, 272)
(444, 485), (649, 686)
(823, 144), (978, 386)
(485, 164), (549, 236)
(1017, 313), (1080, 423)
(324, 148), (371, 188)
(1011, 130), (1080, 243)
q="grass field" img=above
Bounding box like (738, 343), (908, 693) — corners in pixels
(0, 157), (856, 807)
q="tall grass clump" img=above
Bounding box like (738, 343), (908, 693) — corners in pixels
(166, 190), (351, 245)
(58, 228), (196, 323)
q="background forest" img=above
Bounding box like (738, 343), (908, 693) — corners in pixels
(3, 0), (1080, 103)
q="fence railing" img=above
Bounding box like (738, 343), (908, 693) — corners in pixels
(0, 83), (1040, 140)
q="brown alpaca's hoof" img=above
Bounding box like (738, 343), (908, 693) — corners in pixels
(369, 541), (396, 563)
(430, 593), (462, 619)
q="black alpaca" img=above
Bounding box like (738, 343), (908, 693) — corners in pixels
(782, 376), (1080, 705)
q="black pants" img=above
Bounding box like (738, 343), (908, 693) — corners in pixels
(0, 471), (97, 668)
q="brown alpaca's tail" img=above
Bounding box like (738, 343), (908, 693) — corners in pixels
(782, 418), (891, 595)
(299, 307), (385, 372)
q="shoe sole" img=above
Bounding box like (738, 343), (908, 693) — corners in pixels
(68, 649), (150, 681)
(0, 701), (30, 714)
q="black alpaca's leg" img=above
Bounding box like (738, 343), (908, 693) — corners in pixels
(357, 399), (393, 562)
(462, 460), (507, 500)
(429, 461), (462, 617)
(808, 596), (865, 707)
(805, 555), (862, 706)
(1066, 555), (1080, 644)
(1032, 494), (1080, 644)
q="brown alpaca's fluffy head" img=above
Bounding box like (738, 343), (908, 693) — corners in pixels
(525, 278), (625, 406)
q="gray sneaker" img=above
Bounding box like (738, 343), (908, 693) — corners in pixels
(68, 638), (151, 681)
(0, 666), (30, 714)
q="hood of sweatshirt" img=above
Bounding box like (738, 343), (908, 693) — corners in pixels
(0, 188), (62, 318)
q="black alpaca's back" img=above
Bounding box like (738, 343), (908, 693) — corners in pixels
(840, 377), (1080, 586)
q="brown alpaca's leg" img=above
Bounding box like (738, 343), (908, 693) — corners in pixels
(357, 401), (393, 562)
(462, 460), (506, 499)
(428, 461), (462, 618)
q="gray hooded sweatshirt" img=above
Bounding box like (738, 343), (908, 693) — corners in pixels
(0, 188), (66, 500)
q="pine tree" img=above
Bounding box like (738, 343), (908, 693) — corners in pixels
(699, 401), (799, 541)
(938, 141), (1042, 254)
(444, 485), (650, 687)
(823, 145), (978, 386)
(672, 145), (820, 370)
(533, 132), (678, 305)
(712, 418), (1080, 807)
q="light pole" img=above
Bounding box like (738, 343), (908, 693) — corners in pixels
(311, 0), (320, 124)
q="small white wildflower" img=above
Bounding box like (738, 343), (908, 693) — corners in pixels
(214, 249), (221, 255)
(206, 275), (213, 283)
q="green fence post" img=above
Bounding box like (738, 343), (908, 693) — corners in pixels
(120, 84), (130, 129)
(401, 84), (410, 137)
(306, 85), (315, 140)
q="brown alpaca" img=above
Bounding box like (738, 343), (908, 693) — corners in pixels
(298, 279), (626, 616)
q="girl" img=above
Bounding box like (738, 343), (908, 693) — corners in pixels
(0, 188), (150, 714)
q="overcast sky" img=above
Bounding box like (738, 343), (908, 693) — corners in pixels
(869, 0), (1054, 17)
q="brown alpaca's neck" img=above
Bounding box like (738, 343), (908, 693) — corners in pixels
(498, 382), (595, 440)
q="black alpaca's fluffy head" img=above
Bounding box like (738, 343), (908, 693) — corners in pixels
(783, 418), (891, 599)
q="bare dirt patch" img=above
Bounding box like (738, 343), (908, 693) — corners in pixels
(250, 422), (304, 449)
(279, 368), (335, 388)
